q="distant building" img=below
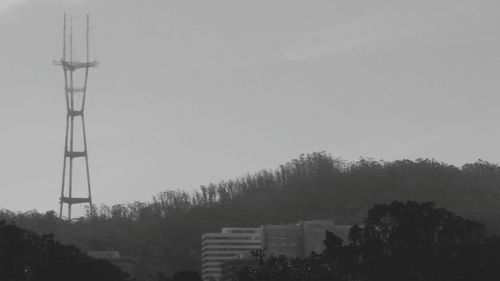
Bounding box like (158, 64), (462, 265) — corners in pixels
(263, 220), (349, 258)
(87, 250), (137, 276)
(262, 224), (302, 257)
(201, 228), (262, 281)
(302, 220), (337, 256)
(328, 224), (352, 243)
(88, 250), (121, 259)
(201, 221), (352, 281)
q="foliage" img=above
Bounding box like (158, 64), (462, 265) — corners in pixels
(0, 220), (131, 281)
(2, 152), (500, 276)
(235, 250), (345, 281)
(235, 201), (500, 281)
(344, 201), (499, 281)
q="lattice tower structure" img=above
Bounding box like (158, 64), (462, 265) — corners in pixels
(54, 14), (99, 220)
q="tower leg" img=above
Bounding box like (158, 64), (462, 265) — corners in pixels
(59, 114), (69, 218)
(82, 115), (94, 217)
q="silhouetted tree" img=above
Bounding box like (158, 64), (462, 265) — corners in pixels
(235, 201), (500, 281)
(344, 201), (489, 281)
(0, 220), (131, 281)
(3, 153), (500, 276)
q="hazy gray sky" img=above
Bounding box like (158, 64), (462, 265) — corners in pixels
(1, 0), (499, 213)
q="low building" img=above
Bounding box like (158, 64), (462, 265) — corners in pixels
(201, 221), (352, 281)
(262, 224), (302, 257)
(87, 250), (137, 277)
(302, 220), (337, 256)
(263, 220), (350, 258)
(330, 224), (352, 242)
(88, 250), (120, 259)
(201, 227), (262, 281)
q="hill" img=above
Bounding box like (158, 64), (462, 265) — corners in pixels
(2, 152), (500, 277)
(0, 220), (130, 281)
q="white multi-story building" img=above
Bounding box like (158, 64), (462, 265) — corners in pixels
(201, 227), (262, 281)
(201, 221), (352, 281)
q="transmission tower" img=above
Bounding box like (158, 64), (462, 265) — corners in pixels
(54, 14), (98, 219)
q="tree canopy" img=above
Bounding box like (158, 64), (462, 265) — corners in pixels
(235, 201), (500, 281)
(0, 220), (131, 281)
(2, 152), (500, 276)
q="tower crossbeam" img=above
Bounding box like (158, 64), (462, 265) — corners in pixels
(53, 60), (99, 71)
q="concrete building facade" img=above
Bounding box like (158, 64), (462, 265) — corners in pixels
(262, 224), (302, 257)
(262, 220), (346, 258)
(302, 220), (337, 256)
(87, 251), (136, 277)
(201, 227), (262, 281)
(201, 221), (351, 281)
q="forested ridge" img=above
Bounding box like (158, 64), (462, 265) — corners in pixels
(2, 152), (500, 277)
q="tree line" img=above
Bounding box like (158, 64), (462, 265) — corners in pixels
(3, 201), (499, 281)
(2, 152), (500, 277)
(234, 201), (500, 281)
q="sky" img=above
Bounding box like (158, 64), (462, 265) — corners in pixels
(1, 0), (499, 213)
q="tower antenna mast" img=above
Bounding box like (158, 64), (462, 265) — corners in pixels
(54, 14), (99, 220)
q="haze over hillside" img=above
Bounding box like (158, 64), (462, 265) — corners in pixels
(3, 152), (500, 277)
